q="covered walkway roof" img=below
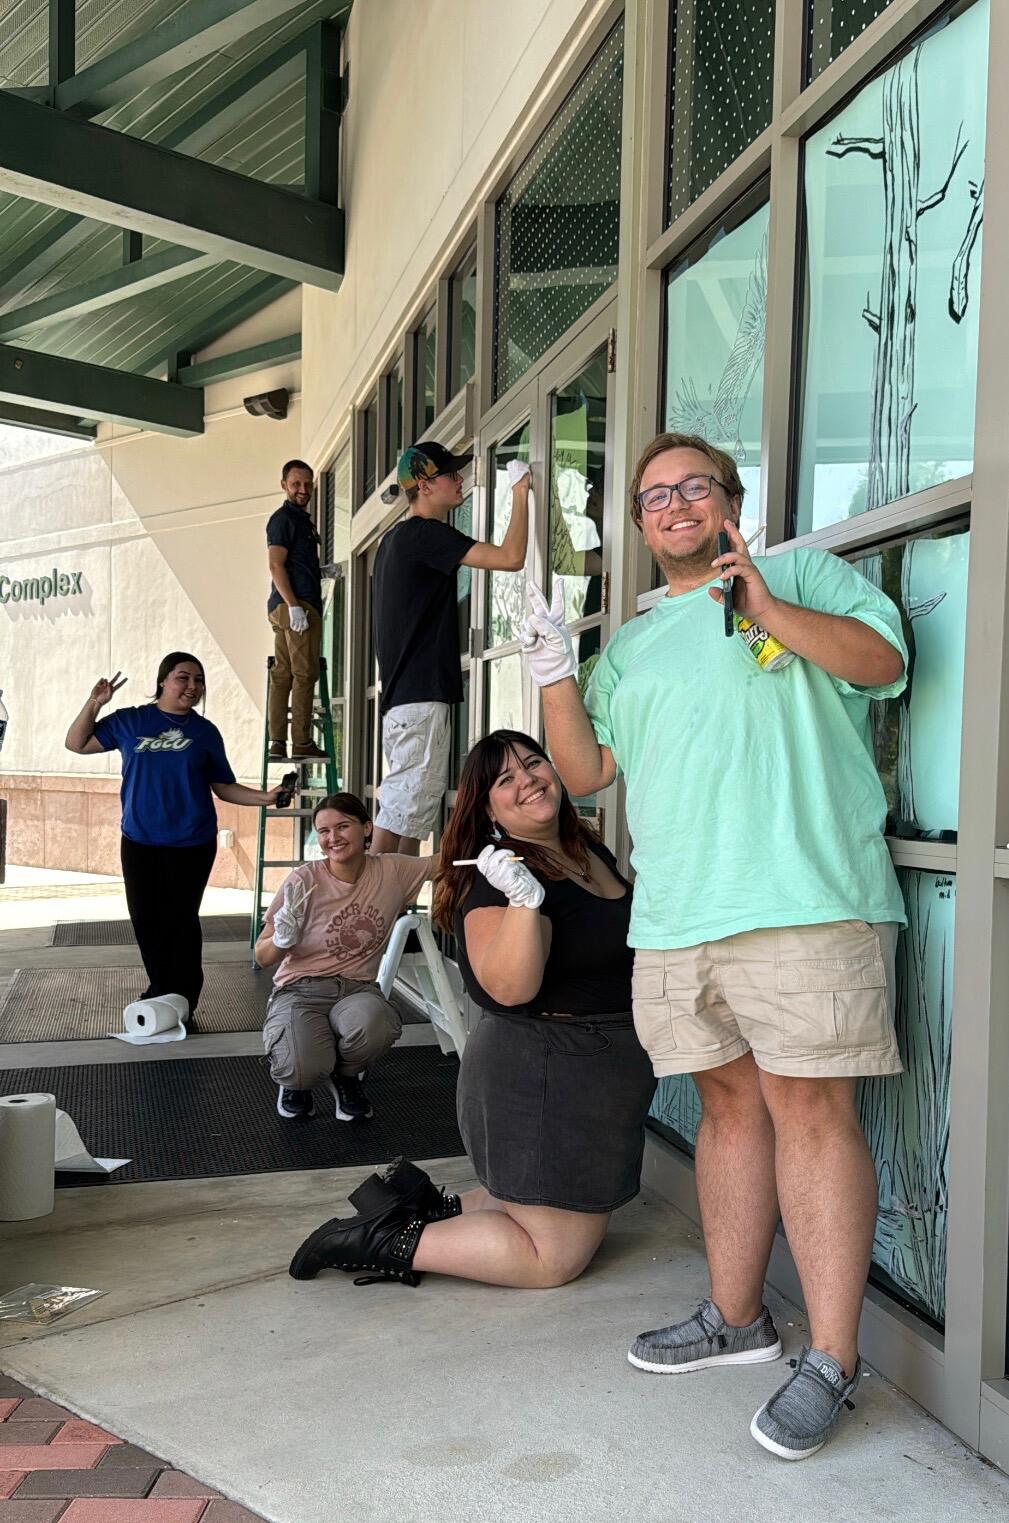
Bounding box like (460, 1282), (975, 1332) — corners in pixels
(0, 0), (350, 437)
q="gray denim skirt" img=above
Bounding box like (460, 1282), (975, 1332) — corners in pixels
(456, 1008), (657, 1214)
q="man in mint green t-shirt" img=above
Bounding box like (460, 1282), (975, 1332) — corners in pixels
(519, 433), (907, 1463)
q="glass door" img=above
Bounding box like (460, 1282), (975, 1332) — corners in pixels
(469, 307), (616, 807)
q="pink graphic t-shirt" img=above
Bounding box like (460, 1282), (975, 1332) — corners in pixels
(265, 854), (434, 987)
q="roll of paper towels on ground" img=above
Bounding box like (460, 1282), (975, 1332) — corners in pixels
(119, 995), (188, 1043)
(0, 1092), (56, 1220)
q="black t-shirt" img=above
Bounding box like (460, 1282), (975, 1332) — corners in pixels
(373, 517), (475, 714)
(454, 842), (634, 1017)
(266, 501), (322, 614)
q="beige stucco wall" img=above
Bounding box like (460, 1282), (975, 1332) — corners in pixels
(0, 289), (304, 880)
(301, 0), (607, 465)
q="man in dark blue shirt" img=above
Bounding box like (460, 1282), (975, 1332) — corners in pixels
(266, 459), (327, 760)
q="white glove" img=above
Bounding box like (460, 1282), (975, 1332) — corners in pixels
(288, 605), (309, 634)
(506, 459), (531, 487)
(517, 582), (577, 688)
(476, 845), (545, 910)
(272, 878), (315, 948)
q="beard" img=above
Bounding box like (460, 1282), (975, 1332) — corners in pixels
(652, 526), (720, 578)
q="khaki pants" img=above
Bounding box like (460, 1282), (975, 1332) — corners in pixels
(268, 602), (321, 749)
(263, 975), (402, 1087)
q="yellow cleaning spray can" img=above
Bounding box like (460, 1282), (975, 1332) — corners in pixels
(734, 615), (796, 671)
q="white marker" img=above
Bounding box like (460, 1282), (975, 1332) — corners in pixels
(453, 855), (524, 866)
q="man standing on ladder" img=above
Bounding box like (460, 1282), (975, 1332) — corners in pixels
(266, 459), (328, 762)
(371, 440), (531, 855)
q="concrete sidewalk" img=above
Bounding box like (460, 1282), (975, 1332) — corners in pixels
(2, 1165), (1007, 1523)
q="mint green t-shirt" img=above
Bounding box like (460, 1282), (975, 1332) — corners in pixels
(585, 547), (908, 949)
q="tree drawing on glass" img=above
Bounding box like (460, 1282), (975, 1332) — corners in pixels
(858, 870), (952, 1321)
(668, 229), (768, 463)
(860, 545), (948, 833)
(650, 1072), (701, 1153)
(650, 873), (953, 1323)
(827, 45), (983, 511)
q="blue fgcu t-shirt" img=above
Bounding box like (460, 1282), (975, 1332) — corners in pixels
(94, 704), (236, 848)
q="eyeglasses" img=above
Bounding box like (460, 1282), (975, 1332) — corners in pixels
(635, 474), (726, 514)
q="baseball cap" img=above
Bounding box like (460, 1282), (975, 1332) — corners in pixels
(380, 441), (474, 503)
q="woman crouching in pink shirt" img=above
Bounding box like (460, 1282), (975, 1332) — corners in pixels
(255, 792), (435, 1123)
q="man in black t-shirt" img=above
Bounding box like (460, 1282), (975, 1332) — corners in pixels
(266, 459), (327, 761)
(371, 440), (530, 854)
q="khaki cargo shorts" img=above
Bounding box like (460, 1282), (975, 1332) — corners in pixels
(376, 700), (451, 839)
(632, 920), (902, 1080)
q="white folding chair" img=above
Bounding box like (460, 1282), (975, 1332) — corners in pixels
(377, 912), (468, 1057)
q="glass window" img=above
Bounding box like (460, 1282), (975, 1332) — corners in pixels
(667, 1), (774, 226)
(450, 251), (477, 396)
(416, 308), (437, 433)
(549, 351), (606, 626)
(450, 671), (470, 790)
(860, 867), (954, 1324)
(795, 1), (988, 535)
(486, 421), (531, 647)
(365, 696), (376, 790)
(484, 650), (524, 733)
(361, 394), (378, 501)
(663, 195), (768, 546)
(493, 21), (623, 400)
(384, 356), (404, 473)
(651, 866), (955, 1326)
(855, 526), (968, 839)
(806, 0), (896, 84)
(453, 493), (473, 651)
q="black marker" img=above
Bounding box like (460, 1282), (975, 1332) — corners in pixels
(717, 530), (734, 637)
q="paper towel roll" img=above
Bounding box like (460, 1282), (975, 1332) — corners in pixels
(0, 1093), (56, 1221)
(122, 994), (188, 1036)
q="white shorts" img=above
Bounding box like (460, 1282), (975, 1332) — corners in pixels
(376, 701), (451, 839)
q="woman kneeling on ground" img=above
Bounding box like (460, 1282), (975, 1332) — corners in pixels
(256, 792), (435, 1123)
(289, 729), (656, 1288)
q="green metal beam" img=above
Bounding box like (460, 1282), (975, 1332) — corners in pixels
(0, 91), (345, 290)
(0, 249), (217, 342)
(149, 274), (295, 378)
(0, 401), (95, 440)
(122, 231), (143, 265)
(305, 21), (343, 205)
(177, 332), (301, 387)
(0, 11), (345, 300)
(0, 345), (205, 437)
(49, 0), (75, 88)
(55, 0), (317, 118)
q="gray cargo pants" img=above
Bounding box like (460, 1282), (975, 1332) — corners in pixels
(263, 975), (402, 1089)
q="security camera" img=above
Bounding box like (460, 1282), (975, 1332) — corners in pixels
(243, 389), (289, 420)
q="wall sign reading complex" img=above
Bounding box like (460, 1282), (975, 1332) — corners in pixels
(0, 569), (83, 606)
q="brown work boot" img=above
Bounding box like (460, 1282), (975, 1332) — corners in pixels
(291, 741), (328, 760)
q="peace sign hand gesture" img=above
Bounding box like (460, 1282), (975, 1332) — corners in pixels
(517, 582), (577, 688)
(90, 672), (127, 710)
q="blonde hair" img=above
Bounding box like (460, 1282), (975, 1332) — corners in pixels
(629, 433), (745, 528)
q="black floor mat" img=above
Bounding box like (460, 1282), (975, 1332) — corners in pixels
(0, 1050), (463, 1182)
(52, 916), (250, 947)
(0, 964), (269, 1041)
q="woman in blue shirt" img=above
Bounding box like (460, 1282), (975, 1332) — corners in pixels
(66, 651), (281, 1024)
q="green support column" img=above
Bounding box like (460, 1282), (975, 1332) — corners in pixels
(305, 21), (343, 205)
(49, 0), (74, 88)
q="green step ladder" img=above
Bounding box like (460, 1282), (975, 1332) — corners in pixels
(250, 654), (340, 949)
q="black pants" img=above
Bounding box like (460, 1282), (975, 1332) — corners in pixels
(120, 835), (217, 1016)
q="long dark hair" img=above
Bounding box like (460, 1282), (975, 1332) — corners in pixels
(154, 651), (205, 701)
(433, 730), (595, 932)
